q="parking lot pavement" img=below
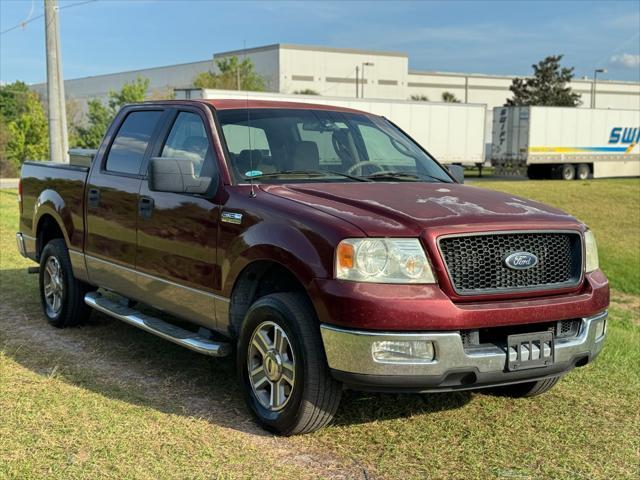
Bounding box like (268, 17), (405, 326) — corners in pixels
(0, 178), (19, 189)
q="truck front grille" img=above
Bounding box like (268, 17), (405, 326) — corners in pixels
(438, 232), (582, 295)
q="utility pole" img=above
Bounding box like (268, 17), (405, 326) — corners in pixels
(355, 66), (359, 98)
(44, 0), (68, 162)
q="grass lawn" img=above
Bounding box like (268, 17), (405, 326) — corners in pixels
(1, 179), (639, 479)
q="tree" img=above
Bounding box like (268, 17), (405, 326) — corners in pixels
(193, 56), (265, 91)
(2, 88), (49, 175)
(75, 76), (150, 148)
(442, 91), (461, 103)
(294, 89), (319, 95)
(0, 81), (31, 122)
(410, 94), (429, 101)
(506, 55), (581, 106)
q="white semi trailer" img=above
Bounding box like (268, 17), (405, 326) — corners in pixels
(175, 88), (487, 166)
(492, 106), (640, 180)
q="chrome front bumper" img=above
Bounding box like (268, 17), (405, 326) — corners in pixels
(321, 311), (607, 390)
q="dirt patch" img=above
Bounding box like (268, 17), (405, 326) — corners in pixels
(0, 300), (373, 479)
(610, 291), (640, 324)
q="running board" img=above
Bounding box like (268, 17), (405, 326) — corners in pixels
(84, 292), (231, 357)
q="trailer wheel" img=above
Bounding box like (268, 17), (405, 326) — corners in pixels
(576, 163), (590, 180)
(557, 164), (576, 181)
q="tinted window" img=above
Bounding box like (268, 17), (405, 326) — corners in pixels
(161, 112), (213, 177)
(105, 110), (162, 175)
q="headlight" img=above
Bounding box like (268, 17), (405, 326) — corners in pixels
(336, 238), (436, 283)
(584, 230), (599, 273)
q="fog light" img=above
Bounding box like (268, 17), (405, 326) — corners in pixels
(372, 340), (435, 363)
(595, 318), (607, 339)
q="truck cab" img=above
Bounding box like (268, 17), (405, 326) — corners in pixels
(17, 100), (609, 435)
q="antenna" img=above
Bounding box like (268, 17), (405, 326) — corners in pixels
(244, 40), (256, 198)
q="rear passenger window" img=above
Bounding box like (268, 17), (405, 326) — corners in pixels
(105, 110), (163, 175)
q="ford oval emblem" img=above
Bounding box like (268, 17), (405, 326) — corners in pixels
(504, 252), (538, 270)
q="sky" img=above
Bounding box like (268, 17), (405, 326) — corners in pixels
(1, 0), (639, 85)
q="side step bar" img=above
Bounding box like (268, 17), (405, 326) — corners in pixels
(84, 292), (231, 357)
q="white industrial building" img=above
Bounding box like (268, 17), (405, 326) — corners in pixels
(31, 43), (640, 111)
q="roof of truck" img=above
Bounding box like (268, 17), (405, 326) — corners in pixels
(201, 98), (367, 114)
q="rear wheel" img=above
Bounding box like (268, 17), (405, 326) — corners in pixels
(557, 164), (576, 181)
(576, 163), (590, 180)
(237, 292), (342, 435)
(485, 377), (560, 398)
(39, 239), (94, 328)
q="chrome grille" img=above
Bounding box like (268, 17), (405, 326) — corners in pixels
(439, 232), (582, 295)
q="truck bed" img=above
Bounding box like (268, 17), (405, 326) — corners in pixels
(19, 161), (90, 259)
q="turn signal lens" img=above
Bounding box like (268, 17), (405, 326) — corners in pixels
(337, 242), (355, 269)
(584, 230), (599, 273)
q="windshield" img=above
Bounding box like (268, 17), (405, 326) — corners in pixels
(216, 108), (453, 184)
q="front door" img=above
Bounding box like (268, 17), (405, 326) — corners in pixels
(85, 108), (165, 295)
(135, 109), (221, 330)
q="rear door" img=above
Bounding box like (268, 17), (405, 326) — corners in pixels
(135, 107), (222, 330)
(85, 107), (165, 295)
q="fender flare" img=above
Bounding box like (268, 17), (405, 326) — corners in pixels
(222, 222), (332, 298)
(33, 189), (74, 252)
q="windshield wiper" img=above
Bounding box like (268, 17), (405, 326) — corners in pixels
(365, 171), (450, 183)
(244, 169), (371, 182)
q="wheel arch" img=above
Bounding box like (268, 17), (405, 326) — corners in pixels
(228, 258), (317, 338)
(35, 213), (67, 261)
(33, 189), (75, 259)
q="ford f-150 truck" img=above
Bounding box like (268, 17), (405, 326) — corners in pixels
(17, 100), (609, 435)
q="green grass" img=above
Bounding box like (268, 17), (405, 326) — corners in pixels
(1, 180), (639, 479)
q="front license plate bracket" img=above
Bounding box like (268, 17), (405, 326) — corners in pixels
(507, 331), (554, 371)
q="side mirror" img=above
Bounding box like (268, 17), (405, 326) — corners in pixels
(148, 157), (216, 195)
(447, 165), (464, 184)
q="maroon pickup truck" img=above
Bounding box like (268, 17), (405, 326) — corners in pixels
(17, 99), (609, 435)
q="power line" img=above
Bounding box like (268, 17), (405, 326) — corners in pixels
(1, 0), (98, 36)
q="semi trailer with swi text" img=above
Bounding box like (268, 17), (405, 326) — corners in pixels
(492, 106), (640, 180)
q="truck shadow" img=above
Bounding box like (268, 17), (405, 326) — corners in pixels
(1, 267), (471, 435)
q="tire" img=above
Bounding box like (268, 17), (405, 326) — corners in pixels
(485, 377), (560, 398)
(557, 164), (576, 181)
(237, 292), (342, 435)
(576, 163), (590, 180)
(39, 238), (94, 328)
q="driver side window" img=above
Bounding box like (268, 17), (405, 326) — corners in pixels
(161, 112), (213, 177)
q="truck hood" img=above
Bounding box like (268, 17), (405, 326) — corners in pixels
(260, 182), (580, 236)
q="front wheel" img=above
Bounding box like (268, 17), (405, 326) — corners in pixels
(237, 293), (342, 435)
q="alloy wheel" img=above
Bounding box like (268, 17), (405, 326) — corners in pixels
(247, 320), (296, 411)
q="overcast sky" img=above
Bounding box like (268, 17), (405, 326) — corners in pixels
(1, 0), (639, 84)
